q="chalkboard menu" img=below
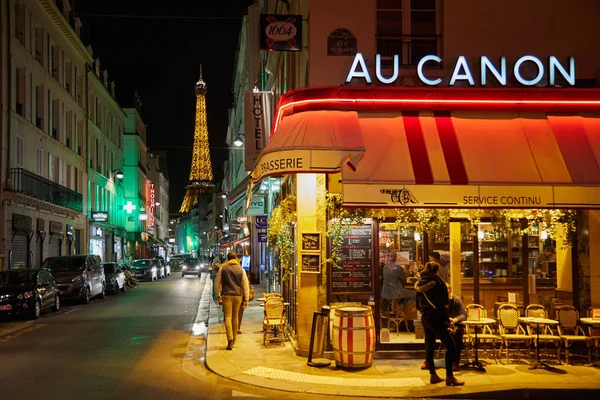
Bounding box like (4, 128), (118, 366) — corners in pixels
(330, 224), (373, 294)
(301, 233), (321, 252)
(301, 253), (321, 274)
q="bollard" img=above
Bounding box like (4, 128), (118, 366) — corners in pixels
(307, 305), (331, 368)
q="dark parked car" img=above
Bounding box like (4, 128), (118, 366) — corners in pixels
(102, 263), (126, 294)
(0, 269), (60, 319)
(42, 255), (106, 304)
(131, 259), (157, 281)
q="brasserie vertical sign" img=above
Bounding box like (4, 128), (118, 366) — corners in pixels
(244, 91), (273, 171)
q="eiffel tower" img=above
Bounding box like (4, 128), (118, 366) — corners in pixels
(180, 65), (214, 213)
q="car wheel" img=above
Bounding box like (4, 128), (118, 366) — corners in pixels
(52, 295), (60, 312)
(181, 273), (185, 278)
(99, 285), (106, 299)
(121, 281), (126, 292)
(114, 284), (120, 295)
(83, 288), (91, 304)
(31, 300), (41, 319)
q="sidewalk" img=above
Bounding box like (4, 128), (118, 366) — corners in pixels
(204, 283), (600, 398)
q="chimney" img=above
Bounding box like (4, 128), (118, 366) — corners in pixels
(110, 81), (116, 97)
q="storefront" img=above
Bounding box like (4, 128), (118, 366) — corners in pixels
(48, 221), (64, 258)
(250, 86), (600, 356)
(10, 213), (33, 269)
(89, 225), (105, 261)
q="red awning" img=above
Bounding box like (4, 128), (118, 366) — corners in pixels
(251, 87), (600, 209)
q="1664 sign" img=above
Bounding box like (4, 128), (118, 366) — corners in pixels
(260, 14), (302, 52)
(244, 91), (274, 171)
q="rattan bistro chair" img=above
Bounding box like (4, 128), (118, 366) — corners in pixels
(464, 304), (500, 362)
(263, 296), (286, 346)
(525, 304), (561, 363)
(497, 304), (531, 364)
(556, 306), (591, 364)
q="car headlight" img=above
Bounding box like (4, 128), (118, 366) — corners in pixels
(200, 263), (205, 268)
(195, 265), (200, 270)
(17, 291), (33, 300)
(182, 265), (187, 270)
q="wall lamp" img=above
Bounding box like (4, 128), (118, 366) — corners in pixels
(233, 134), (244, 147)
(112, 169), (124, 179)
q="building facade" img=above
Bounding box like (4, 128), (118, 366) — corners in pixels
(2, 0), (91, 270)
(122, 105), (149, 261)
(147, 150), (170, 259)
(86, 58), (126, 262)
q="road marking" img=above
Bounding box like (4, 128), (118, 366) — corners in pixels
(61, 307), (82, 315)
(231, 390), (265, 397)
(0, 323), (46, 343)
(0, 321), (35, 337)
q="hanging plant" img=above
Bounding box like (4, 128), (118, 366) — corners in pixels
(325, 193), (367, 269)
(267, 196), (296, 281)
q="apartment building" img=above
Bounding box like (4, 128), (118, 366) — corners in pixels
(147, 150), (170, 259)
(122, 104), (149, 260)
(1, 0), (91, 269)
(86, 58), (126, 262)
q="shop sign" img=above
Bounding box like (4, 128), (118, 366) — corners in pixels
(12, 214), (32, 232)
(345, 53), (576, 87)
(148, 183), (155, 228)
(247, 196), (265, 216)
(300, 253), (321, 274)
(235, 243), (244, 259)
(327, 28), (357, 56)
(260, 14), (302, 52)
(258, 231), (268, 243)
(230, 221), (242, 233)
(244, 91), (274, 171)
(237, 216), (248, 223)
(255, 215), (268, 229)
(49, 221), (63, 235)
(91, 211), (108, 222)
(343, 183), (600, 209)
(301, 233), (321, 252)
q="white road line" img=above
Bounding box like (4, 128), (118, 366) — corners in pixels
(192, 273), (211, 336)
(231, 390), (265, 398)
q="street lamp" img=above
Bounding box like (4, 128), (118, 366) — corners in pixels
(233, 134), (244, 147)
(112, 169), (124, 179)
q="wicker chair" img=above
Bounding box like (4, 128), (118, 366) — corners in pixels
(586, 307), (600, 361)
(464, 304), (500, 362)
(497, 304), (531, 364)
(556, 306), (591, 364)
(263, 296), (286, 346)
(525, 304), (561, 363)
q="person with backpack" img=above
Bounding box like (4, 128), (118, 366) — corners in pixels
(414, 261), (465, 386)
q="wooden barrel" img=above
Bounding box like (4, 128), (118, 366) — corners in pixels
(332, 306), (375, 369)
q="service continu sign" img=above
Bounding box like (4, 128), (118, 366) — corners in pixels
(260, 14), (302, 52)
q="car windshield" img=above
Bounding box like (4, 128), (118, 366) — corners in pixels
(189, 258), (199, 265)
(42, 257), (85, 271)
(132, 260), (151, 268)
(0, 271), (37, 288)
(103, 264), (117, 273)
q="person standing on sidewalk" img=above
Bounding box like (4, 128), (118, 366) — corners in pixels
(215, 251), (250, 350)
(414, 261), (464, 386)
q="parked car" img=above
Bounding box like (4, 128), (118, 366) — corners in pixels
(0, 269), (61, 319)
(181, 258), (203, 277)
(42, 255), (106, 304)
(131, 259), (157, 281)
(156, 259), (166, 279)
(102, 263), (126, 294)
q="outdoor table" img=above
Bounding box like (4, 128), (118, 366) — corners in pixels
(580, 318), (600, 367)
(460, 317), (496, 372)
(519, 316), (560, 370)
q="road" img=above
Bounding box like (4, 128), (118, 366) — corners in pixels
(0, 273), (356, 400)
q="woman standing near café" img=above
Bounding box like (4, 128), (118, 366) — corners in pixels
(415, 262), (465, 386)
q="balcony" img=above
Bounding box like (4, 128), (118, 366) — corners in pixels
(376, 34), (441, 66)
(9, 168), (83, 212)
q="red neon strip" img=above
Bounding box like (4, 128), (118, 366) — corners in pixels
(434, 111), (469, 185)
(402, 111), (433, 184)
(547, 116), (600, 184)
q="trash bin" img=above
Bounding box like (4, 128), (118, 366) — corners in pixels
(332, 306), (375, 369)
(307, 306), (331, 368)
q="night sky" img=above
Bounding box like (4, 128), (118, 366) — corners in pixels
(75, 1), (254, 213)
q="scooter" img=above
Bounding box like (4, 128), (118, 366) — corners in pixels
(123, 267), (139, 288)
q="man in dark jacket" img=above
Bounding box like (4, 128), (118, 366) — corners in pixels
(447, 284), (467, 370)
(414, 262), (464, 386)
(215, 251), (250, 350)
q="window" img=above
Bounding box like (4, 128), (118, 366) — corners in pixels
(16, 136), (24, 168)
(15, 0), (25, 44)
(52, 98), (60, 139)
(66, 110), (72, 149)
(74, 167), (79, 192)
(36, 85), (44, 130)
(48, 153), (53, 181)
(95, 138), (99, 171)
(35, 27), (43, 64)
(51, 45), (57, 77)
(16, 67), (26, 116)
(36, 148), (43, 175)
(376, 0), (439, 66)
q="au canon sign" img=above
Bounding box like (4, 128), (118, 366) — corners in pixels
(346, 53), (576, 87)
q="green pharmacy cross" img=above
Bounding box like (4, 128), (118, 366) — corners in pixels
(124, 201), (136, 214)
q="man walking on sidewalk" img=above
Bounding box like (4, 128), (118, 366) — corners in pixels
(215, 251), (249, 350)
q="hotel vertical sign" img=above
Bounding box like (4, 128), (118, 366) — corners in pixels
(148, 182), (155, 228)
(244, 91), (273, 171)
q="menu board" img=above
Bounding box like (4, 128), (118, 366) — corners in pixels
(301, 253), (321, 274)
(331, 224), (373, 294)
(301, 233), (321, 252)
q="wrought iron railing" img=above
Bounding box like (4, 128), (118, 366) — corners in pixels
(376, 34), (442, 66)
(9, 168), (83, 212)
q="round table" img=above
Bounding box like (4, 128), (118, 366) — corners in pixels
(519, 317), (559, 370)
(460, 317), (496, 372)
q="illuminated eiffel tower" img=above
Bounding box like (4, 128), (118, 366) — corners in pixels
(180, 65), (214, 213)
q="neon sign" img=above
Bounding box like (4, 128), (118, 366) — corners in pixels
(148, 183), (155, 228)
(345, 53), (576, 87)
